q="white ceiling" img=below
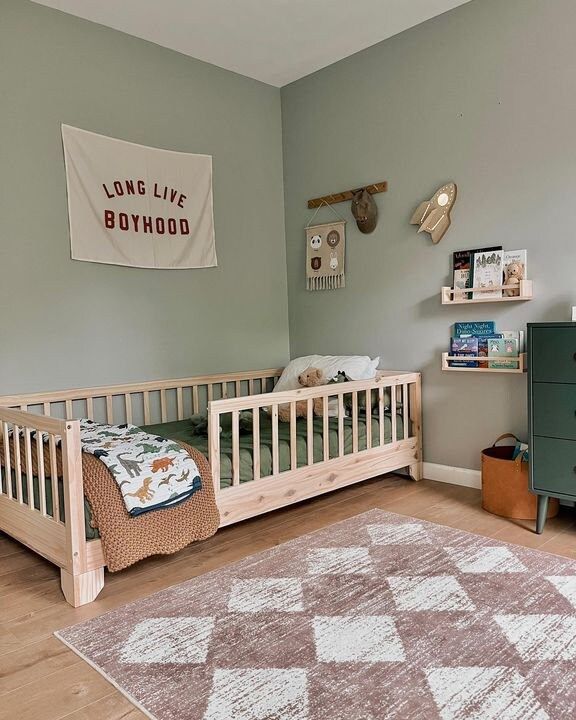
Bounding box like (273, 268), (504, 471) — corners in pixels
(33, 0), (472, 87)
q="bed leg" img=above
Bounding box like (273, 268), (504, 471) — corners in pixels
(408, 377), (423, 483)
(408, 461), (423, 482)
(60, 567), (105, 607)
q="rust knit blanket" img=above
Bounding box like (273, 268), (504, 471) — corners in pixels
(1, 437), (220, 571)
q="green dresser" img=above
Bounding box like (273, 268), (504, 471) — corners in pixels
(528, 322), (576, 532)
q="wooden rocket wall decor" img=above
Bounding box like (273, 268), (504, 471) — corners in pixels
(411, 182), (457, 244)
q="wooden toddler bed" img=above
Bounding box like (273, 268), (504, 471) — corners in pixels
(0, 367), (422, 607)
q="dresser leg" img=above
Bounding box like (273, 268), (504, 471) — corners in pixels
(536, 495), (549, 534)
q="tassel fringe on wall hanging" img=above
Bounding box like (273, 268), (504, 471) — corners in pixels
(305, 201), (346, 291)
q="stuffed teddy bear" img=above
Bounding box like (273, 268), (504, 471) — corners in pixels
(278, 367), (325, 422)
(503, 261), (524, 297)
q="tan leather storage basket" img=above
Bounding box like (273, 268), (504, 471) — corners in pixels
(481, 434), (559, 520)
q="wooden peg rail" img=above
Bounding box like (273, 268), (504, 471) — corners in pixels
(307, 181), (388, 209)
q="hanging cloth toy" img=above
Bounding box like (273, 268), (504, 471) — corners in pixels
(305, 200), (346, 291)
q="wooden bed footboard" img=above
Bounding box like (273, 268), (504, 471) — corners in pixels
(0, 407), (103, 606)
(0, 368), (283, 606)
(0, 367), (422, 607)
(208, 371), (422, 526)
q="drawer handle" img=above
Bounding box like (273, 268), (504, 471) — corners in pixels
(573, 353), (576, 362)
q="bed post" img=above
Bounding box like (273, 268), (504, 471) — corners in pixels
(60, 420), (104, 607)
(208, 402), (221, 503)
(408, 374), (423, 482)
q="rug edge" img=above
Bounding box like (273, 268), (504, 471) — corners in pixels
(54, 630), (158, 720)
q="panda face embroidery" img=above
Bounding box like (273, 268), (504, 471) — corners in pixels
(327, 230), (340, 248)
(311, 257), (322, 271)
(310, 234), (322, 250)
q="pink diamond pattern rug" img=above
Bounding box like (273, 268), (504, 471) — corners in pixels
(56, 509), (576, 719)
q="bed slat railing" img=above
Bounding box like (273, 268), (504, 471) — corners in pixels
(0, 369), (283, 427)
(290, 402), (297, 470)
(306, 399), (314, 466)
(252, 407), (261, 482)
(0, 408), (75, 568)
(0, 410), (70, 522)
(207, 372), (421, 495)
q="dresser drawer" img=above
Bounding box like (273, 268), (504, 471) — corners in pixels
(531, 327), (576, 383)
(532, 436), (576, 497)
(533, 383), (576, 440)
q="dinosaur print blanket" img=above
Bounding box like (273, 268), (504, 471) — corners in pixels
(79, 420), (202, 516)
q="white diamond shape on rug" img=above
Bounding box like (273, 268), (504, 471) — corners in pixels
(426, 666), (549, 720)
(203, 668), (308, 720)
(306, 547), (372, 575)
(119, 617), (214, 664)
(227, 578), (304, 613)
(495, 614), (576, 660)
(445, 546), (527, 574)
(546, 576), (576, 609)
(367, 522), (430, 545)
(313, 615), (405, 663)
(388, 576), (475, 612)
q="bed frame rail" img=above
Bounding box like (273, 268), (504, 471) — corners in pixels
(0, 368), (421, 606)
(0, 368), (283, 425)
(208, 371), (422, 526)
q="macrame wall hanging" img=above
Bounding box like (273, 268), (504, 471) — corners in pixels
(305, 201), (346, 291)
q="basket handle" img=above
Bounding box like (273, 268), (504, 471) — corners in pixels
(492, 433), (526, 465)
(492, 433), (520, 447)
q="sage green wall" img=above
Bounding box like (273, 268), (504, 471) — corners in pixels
(281, 0), (576, 470)
(0, 0), (289, 395)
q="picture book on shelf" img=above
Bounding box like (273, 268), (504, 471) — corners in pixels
(488, 338), (519, 369)
(450, 337), (479, 368)
(453, 246), (502, 299)
(500, 330), (525, 353)
(472, 249), (503, 300)
(477, 334), (504, 368)
(453, 250), (472, 299)
(503, 249), (527, 277)
(447, 321), (524, 371)
(454, 321), (496, 337)
(468, 245), (502, 292)
(502, 250), (527, 294)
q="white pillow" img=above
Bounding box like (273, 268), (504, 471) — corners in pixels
(273, 355), (380, 393)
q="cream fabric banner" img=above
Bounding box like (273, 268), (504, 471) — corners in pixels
(62, 125), (217, 269)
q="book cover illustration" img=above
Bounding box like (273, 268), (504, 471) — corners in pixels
(500, 330), (525, 353)
(477, 334), (504, 368)
(450, 337), (479, 368)
(488, 338), (519, 369)
(502, 249), (527, 297)
(454, 321), (496, 337)
(468, 245), (502, 292)
(472, 249), (503, 300)
(453, 250), (472, 299)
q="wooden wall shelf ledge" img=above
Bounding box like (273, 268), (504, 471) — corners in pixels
(441, 280), (533, 305)
(442, 352), (527, 374)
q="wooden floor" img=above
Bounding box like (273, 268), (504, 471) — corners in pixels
(1, 475), (575, 720)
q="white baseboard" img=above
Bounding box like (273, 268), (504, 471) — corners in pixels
(423, 462), (481, 490)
